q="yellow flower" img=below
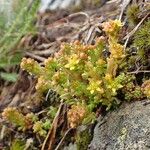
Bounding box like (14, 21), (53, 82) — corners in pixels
(65, 54), (80, 70)
(44, 57), (53, 66)
(20, 57), (42, 75)
(110, 43), (125, 59)
(36, 76), (51, 92)
(96, 59), (106, 65)
(87, 79), (103, 94)
(114, 19), (123, 27)
(104, 73), (112, 81)
(102, 19), (123, 34)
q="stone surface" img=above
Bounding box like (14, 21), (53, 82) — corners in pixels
(89, 100), (150, 150)
(63, 143), (77, 150)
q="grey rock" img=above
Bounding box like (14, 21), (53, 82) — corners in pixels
(40, 0), (81, 12)
(39, 0), (108, 12)
(89, 100), (150, 150)
(63, 143), (77, 150)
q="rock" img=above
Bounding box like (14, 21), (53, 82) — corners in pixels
(63, 143), (77, 150)
(89, 100), (150, 150)
(39, 0), (108, 12)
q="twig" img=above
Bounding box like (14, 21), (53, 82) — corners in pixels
(68, 12), (90, 23)
(36, 108), (49, 115)
(119, 0), (131, 21)
(85, 25), (95, 44)
(41, 102), (65, 150)
(74, 24), (90, 40)
(36, 43), (55, 50)
(45, 89), (52, 102)
(25, 52), (46, 62)
(127, 70), (150, 74)
(32, 49), (56, 56)
(54, 128), (72, 150)
(0, 125), (6, 140)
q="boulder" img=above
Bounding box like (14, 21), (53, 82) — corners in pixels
(89, 100), (150, 150)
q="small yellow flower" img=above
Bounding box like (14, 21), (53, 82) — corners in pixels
(65, 54), (80, 70)
(87, 79), (103, 94)
(96, 59), (106, 65)
(104, 73), (112, 81)
(36, 76), (51, 92)
(102, 19), (123, 34)
(114, 19), (123, 27)
(20, 57), (42, 76)
(44, 57), (53, 66)
(110, 43), (125, 59)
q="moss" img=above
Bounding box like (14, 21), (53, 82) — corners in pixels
(126, 4), (140, 26)
(76, 128), (92, 150)
(20, 20), (135, 127)
(124, 20), (150, 74)
(10, 139), (26, 150)
(133, 20), (150, 58)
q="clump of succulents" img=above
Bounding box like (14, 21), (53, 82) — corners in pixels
(33, 121), (48, 137)
(67, 103), (88, 128)
(2, 107), (55, 137)
(2, 107), (33, 131)
(142, 80), (150, 98)
(20, 19), (147, 128)
(20, 20), (130, 128)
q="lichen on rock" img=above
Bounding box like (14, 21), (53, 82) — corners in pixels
(89, 100), (150, 150)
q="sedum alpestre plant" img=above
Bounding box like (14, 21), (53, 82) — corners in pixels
(20, 20), (147, 128)
(2, 107), (54, 137)
(20, 20), (131, 128)
(2, 107), (33, 131)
